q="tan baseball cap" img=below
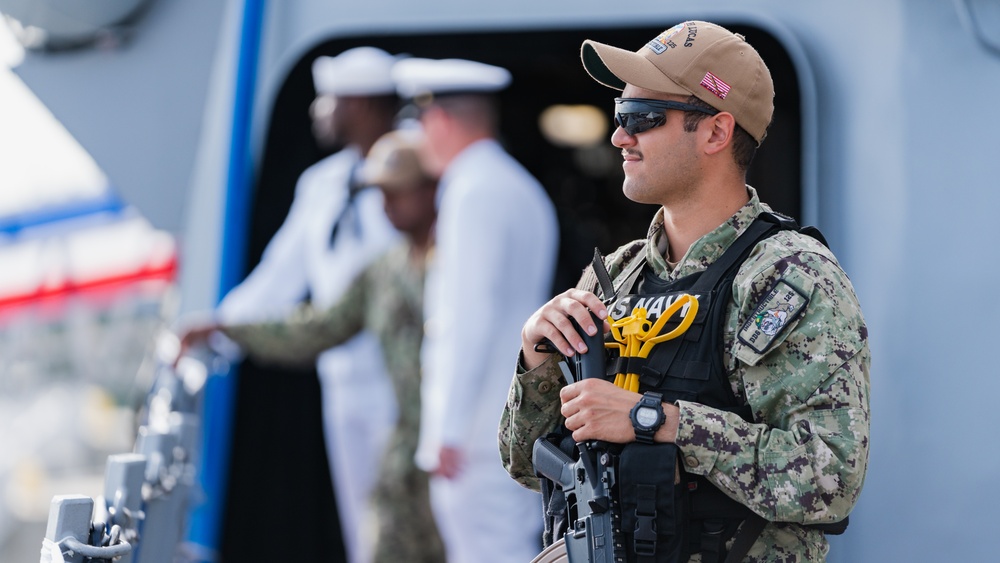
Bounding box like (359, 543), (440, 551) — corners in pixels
(360, 129), (433, 191)
(581, 21), (774, 144)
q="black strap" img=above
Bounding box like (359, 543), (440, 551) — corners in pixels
(697, 519), (728, 563)
(617, 255), (646, 301)
(800, 225), (829, 248)
(590, 244), (647, 305)
(687, 218), (777, 293)
(723, 515), (767, 563)
(591, 247), (616, 301)
(329, 160), (367, 245)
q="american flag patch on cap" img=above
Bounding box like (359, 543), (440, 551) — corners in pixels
(700, 71), (731, 99)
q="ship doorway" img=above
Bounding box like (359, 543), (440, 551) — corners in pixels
(250, 25), (802, 290)
(226, 23), (803, 563)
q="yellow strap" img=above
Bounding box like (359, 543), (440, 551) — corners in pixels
(637, 294), (699, 356)
(606, 294), (700, 390)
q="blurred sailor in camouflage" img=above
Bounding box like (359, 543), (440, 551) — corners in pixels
(202, 47), (401, 563)
(179, 129), (445, 563)
(392, 57), (556, 562)
(499, 21), (870, 562)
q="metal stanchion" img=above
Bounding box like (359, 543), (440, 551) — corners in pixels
(38, 348), (211, 563)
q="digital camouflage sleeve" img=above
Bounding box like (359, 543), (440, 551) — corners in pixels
(220, 278), (367, 366)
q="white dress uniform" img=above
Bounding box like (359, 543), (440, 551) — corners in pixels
(218, 147), (399, 563)
(217, 47), (402, 563)
(416, 138), (558, 561)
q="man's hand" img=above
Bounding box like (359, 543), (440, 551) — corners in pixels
(434, 446), (465, 480)
(560, 378), (679, 444)
(520, 289), (609, 371)
(172, 322), (222, 369)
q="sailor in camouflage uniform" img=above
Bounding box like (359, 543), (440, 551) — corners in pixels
(179, 130), (445, 563)
(499, 21), (870, 562)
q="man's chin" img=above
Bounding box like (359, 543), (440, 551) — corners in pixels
(622, 182), (654, 205)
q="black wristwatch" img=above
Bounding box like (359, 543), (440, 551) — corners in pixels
(629, 391), (665, 444)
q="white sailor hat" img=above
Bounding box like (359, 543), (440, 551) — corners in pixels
(392, 57), (511, 102)
(312, 46), (397, 97)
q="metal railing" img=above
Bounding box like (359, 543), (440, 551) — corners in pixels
(39, 342), (216, 563)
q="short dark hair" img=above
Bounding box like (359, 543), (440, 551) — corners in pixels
(681, 96), (758, 173)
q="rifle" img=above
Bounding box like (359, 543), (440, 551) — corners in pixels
(532, 312), (617, 563)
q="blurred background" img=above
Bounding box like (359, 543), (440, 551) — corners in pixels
(1, 0), (999, 561)
(0, 13), (177, 561)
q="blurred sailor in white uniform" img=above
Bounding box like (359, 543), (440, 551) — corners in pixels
(216, 46), (401, 563)
(393, 57), (557, 562)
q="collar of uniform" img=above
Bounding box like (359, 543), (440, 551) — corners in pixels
(644, 185), (765, 280)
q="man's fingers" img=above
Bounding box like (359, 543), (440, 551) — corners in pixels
(171, 326), (215, 368)
(566, 289), (609, 322)
(529, 321), (572, 357)
(521, 290), (609, 366)
(560, 380), (582, 403)
(546, 305), (603, 355)
(171, 335), (192, 370)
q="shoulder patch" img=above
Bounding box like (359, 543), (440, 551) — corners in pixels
(738, 279), (809, 354)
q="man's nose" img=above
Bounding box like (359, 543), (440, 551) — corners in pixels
(611, 125), (635, 148)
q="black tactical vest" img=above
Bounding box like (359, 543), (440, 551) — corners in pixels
(605, 215), (799, 414)
(540, 213), (839, 563)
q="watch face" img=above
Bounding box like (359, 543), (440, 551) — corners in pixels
(636, 406), (659, 428)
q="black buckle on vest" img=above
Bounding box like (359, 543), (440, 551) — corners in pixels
(634, 484), (658, 556)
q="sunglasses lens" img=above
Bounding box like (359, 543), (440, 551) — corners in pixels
(615, 111), (666, 136)
(613, 98), (718, 136)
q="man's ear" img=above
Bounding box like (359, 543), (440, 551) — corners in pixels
(420, 105), (448, 135)
(702, 112), (736, 156)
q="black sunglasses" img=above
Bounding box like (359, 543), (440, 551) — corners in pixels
(614, 97), (719, 137)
